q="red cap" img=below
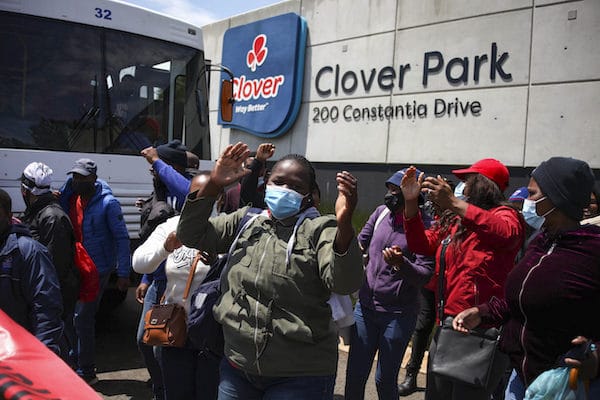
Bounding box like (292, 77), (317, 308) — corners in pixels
(452, 158), (509, 191)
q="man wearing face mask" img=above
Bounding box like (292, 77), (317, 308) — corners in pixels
(59, 158), (132, 385)
(345, 169), (434, 400)
(20, 162), (80, 365)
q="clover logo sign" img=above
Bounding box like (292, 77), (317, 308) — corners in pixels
(247, 34), (268, 72)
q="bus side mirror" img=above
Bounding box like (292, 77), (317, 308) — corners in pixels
(220, 79), (234, 122)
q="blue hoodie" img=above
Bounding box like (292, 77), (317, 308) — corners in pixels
(60, 177), (131, 278)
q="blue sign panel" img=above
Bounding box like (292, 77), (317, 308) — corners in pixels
(219, 13), (307, 138)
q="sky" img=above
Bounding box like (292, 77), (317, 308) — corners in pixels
(124, 0), (282, 27)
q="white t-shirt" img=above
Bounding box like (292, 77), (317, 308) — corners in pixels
(132, 215), (210, 315)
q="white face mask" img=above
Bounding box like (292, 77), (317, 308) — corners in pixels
(522, 197), (555, 230)
(454, 181), (467, 201)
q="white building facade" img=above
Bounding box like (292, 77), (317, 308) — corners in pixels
(203, 0), (599, 208)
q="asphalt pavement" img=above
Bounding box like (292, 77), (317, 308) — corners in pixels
(92, 288), (426, 400)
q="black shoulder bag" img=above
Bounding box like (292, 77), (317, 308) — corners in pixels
(429, 236), (509, 391)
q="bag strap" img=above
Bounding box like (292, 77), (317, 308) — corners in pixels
(373, 207), (390, 232)
(182, 252), (201, 300)
(437, 235), (452, 325)
(218, 210), (265, 287)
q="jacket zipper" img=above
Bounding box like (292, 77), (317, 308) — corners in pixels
(253, 235), (272, 375)
(517, 242), (556, 386)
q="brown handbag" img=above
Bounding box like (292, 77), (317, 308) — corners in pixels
(142, 253), (200, 347)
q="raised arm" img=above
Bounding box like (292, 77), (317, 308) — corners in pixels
(333, 171), (358, 254)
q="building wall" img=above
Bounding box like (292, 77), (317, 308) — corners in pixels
(203, 0), (599, 211)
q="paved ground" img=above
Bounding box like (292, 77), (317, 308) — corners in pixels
(93, 288), (426, 400)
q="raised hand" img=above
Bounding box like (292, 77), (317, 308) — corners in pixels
(335, 171), (358, 226)
(400, 166), (424, 202)
(256, 143), (276, 162)
(333, 171), (358, 254)
(140, 146), (160, 164)
(422, 175), (455, 211)
(211, 142), (251, 188)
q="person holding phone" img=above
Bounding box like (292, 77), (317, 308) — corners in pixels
(400, 159), (525, 400)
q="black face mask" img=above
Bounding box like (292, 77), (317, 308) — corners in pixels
(384, 192), (404, 213)
(72, 181), (95, 196)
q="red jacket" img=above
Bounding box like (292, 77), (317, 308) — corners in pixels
(404, 205), (525, 318)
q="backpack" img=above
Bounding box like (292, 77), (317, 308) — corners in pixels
(187, 208), (263, 356)
(139, 194), (176, 242)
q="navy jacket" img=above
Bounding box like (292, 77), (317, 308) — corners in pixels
(60, 178), (131, 278)
(0, 224), (63, 354)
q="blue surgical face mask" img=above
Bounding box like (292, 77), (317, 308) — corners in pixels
(522, 197), (555, 230)
(454, 181), (467, 201)
(264, 186), (305, 220)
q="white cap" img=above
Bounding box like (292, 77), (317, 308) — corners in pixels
(22, 162), (53, 195)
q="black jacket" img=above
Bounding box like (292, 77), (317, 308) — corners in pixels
(21, 193), (80, 311)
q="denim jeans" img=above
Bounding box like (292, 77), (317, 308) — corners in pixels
(504, 370), (525, 400)
(344, 302), (417, 400)
(74, 272), (111, 376)
(218, 358), (335, 400)
(162, 343), (220, 400)
(136, 279), (166, 399)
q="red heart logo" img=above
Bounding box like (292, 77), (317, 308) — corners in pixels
(246, 34), (268, 71)
(247, 51), (256, 70)
(255, 48), (267, 65)
(253, 35), (266, 56)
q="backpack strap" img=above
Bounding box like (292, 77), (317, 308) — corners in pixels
(209, 207), (266, 288)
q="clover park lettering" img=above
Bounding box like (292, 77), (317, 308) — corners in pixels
(313, 42), (511, 123)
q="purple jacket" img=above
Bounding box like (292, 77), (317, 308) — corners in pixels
(479, 224), (600, 386)
(357, 205), (434, 314)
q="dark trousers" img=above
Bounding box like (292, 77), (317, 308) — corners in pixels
(162, 344), (220, 400)
(405, 288), (435, 375)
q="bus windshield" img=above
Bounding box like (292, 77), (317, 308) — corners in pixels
(0, 11), (211, 158)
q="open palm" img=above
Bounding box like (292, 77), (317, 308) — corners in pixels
(400, 166), (423, 201)
(211, 142), (251, 187)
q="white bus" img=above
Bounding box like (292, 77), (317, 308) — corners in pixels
(0, 0), (232, 238)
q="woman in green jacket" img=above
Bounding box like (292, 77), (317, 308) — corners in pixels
(177, 142), (364, 399)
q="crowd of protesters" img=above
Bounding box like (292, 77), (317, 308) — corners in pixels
(0, 141), (599, 400)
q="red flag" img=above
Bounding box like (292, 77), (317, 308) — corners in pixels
(0, 309), (100, 399)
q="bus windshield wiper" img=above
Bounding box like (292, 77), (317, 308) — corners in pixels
(68, 105), (100, 149)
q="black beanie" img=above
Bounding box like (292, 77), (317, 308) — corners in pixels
(531, 157), (594, 221)
(156, 140), (187, 168)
